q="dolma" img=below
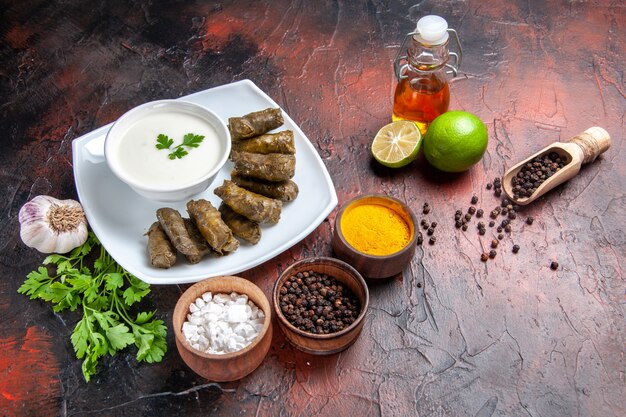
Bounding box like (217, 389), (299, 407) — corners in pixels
(187, 199), (239, 255)
(231, 130), (295, 155)
(218, 203), (261, 244)
(157, 208), (208, 260)
(231, 170), (299, 202)
(214, 180), (282, 225)
(183, 218), (211, 264)
(228, 108), (284, 141)
(231, 151), (296, 182)
(146, 222), (177, 268)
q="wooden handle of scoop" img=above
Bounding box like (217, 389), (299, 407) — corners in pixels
(568, 127), (611, 164)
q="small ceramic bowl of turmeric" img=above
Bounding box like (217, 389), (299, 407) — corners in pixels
(331, 194), (418, 278)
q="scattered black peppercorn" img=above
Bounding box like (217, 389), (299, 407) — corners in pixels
(429, 236), (436, 245)
(491, 239), (499, 248)
(417, 232), (423, 245)
(481, 253), (489, 262)
(486, 183), (493, 190)
(526, 216), (534, 225)
(431, 222), (437, 228)
(489, 250), (497, 258)
(471, 195), (478, 204)
(462, 224), (468, 231)
(508, 211), (517, 220)
(504, 224), (512, 233)
(455, 220), (463, 228)
(427, 227), (434, 236)
(468, 206), (477, 215)
(465, 213), (472, 221)
(550, 261), (559, 270)
(498, 233), (504, 240)
(512, 244), (520, 253)
(423, 203), (431, 214)
(489, 220), (495, 227)
(478, 228), (486, 236)
(476, 209), (484, 218)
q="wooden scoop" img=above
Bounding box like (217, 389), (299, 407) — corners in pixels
(503, 127), (611, 205)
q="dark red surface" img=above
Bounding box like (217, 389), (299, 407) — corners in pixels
(1, 1), (624, 416)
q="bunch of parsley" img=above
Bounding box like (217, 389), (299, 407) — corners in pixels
(18, 232), (167, 381)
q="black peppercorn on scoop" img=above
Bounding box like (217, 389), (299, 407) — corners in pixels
(502, 127), (611, 205)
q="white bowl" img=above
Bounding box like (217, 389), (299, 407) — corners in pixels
(104, 100), (231, 202)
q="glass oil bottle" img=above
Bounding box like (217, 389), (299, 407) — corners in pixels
(393, 15), (462, 134)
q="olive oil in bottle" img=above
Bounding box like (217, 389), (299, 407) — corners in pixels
(392, 15), (462, 134)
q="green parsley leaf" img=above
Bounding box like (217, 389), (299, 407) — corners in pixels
(106, 324), (135, 351)
(168, 147), (188, 159)
(182, 133), (205, 148)
(18, 267), (53, 298)
(104, 272), (124, 290)
(168, 147), (189, 159)
(155, 134), (174, 150)
(135, 311), (155, 324)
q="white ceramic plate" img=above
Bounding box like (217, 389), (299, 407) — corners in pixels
(72, 80), (337, 284)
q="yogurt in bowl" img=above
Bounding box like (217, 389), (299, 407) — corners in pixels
(104, 100), (231, 202)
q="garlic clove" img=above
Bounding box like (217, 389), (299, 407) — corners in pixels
(19, 195), (89, 254)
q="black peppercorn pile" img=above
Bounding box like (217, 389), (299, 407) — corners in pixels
(278, 271), (360, 334)
(511, 151), (567, 199)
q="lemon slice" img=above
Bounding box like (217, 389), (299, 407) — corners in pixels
(371, 121), (422, 168)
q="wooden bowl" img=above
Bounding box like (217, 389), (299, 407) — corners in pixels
(331, 194), (418, 278)
(272, 257), (369, 355)
(173, 276), (272, 382)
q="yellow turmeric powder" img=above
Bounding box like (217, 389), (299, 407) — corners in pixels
(340, 203), (411, 256)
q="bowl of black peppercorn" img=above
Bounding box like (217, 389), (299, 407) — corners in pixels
(273, 257), (369, 355)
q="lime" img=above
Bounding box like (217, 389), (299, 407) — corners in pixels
(371, 121), (422, 168)
(423, 111), (488, 172)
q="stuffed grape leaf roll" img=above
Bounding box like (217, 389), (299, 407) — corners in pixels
(182, 218), (211, 264)
(156, 208), (208, 260)
(231, 170), (299, 202)
(214, 180), (282, 225)
(186, 199), (239, 255)
(228, 108), (284, 141)
(231, 130), (295, 155)
(231, 151), (295, 182)
(146, 222), (177, 268)
(218, 203), (261, 244)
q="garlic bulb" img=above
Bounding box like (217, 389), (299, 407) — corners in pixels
(19, 195), (89, 254)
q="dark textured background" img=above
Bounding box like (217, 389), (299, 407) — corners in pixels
(1, 1), (624, 416)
